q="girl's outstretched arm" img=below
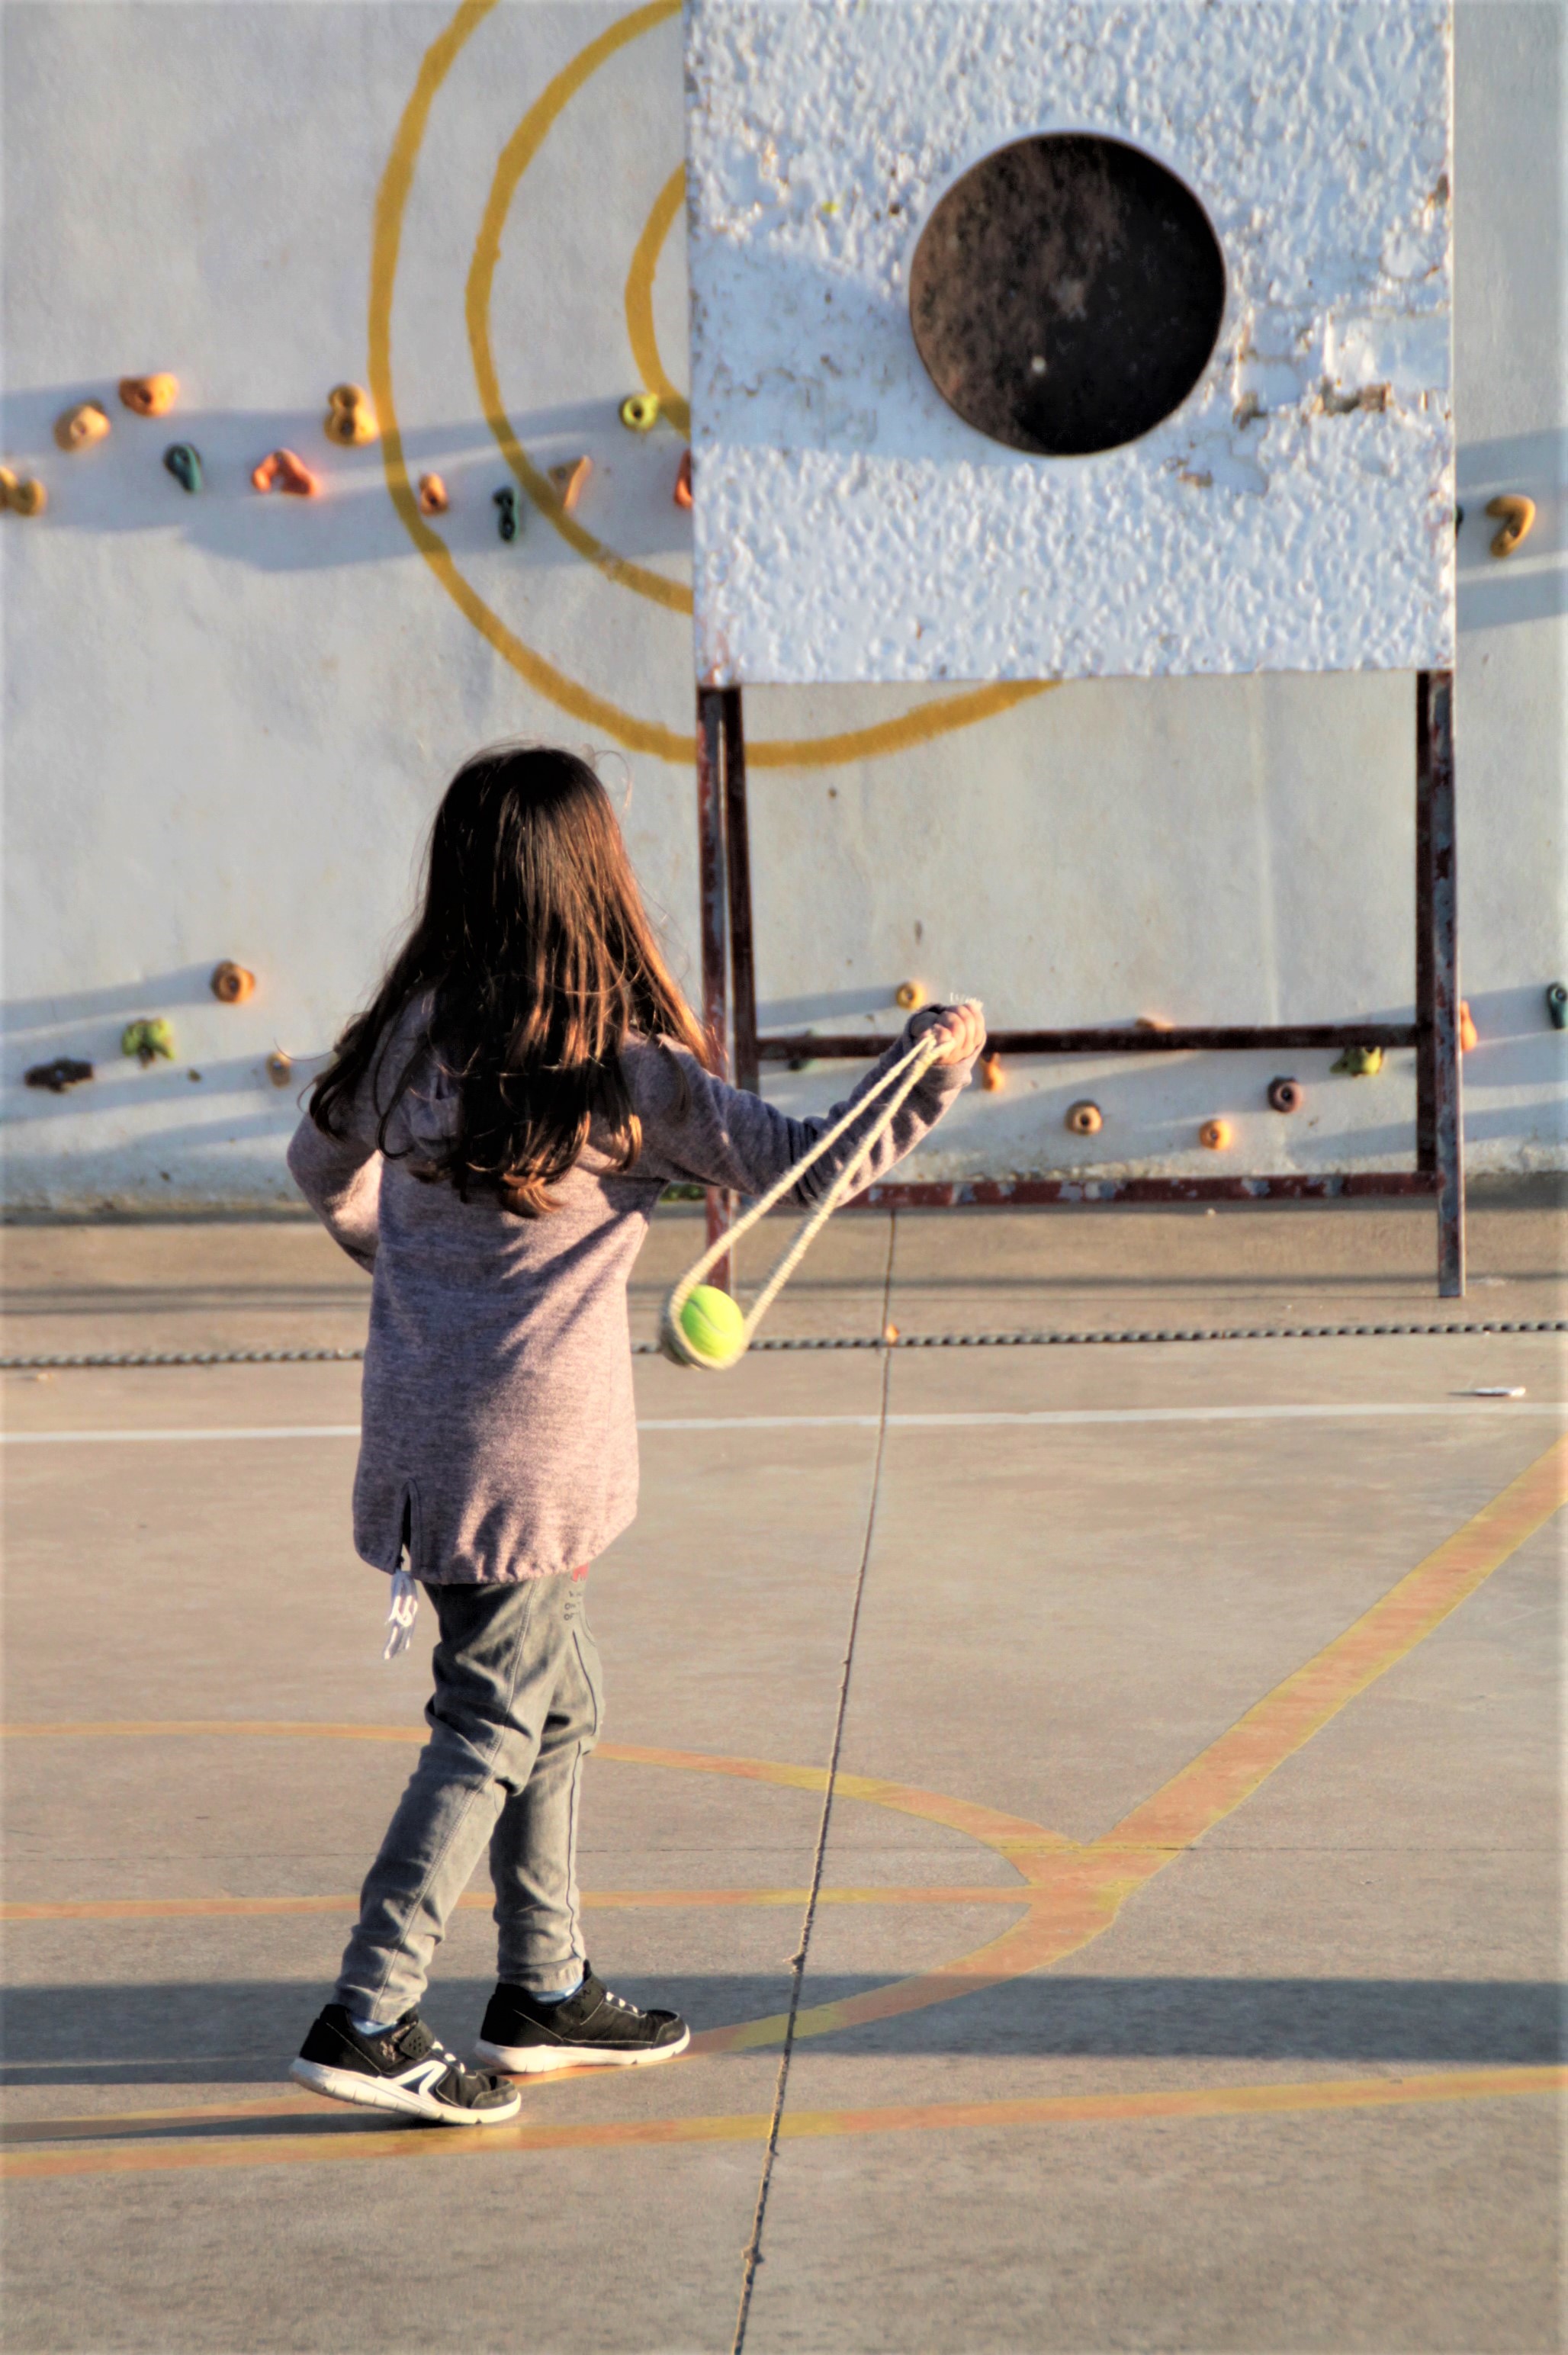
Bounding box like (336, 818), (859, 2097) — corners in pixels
(628, 1004), (982, 1204)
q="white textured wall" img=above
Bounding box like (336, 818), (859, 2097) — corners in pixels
(687, 0), (1456, 685)
(2, 0), (1562, 1210)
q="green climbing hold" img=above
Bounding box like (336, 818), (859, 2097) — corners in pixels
(1547, 983), (1567, 1032)
(163, 444), (203, 494)
(122, 1017), (176, 1066)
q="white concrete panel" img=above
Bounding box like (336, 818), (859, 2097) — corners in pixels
(686, 0), (1457, 683)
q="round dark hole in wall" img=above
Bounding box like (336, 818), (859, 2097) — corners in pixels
(909, 134), (1226, 456)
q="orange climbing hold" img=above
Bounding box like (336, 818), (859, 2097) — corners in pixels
(210, 962), (255, 1005)
(54, 401), (111, 452)
(119, 374), (178, 417)
(416, 473), (449, 516)
(550, 457), (592, 513)
(323, 384), (379, 446)
(980, 1050), (1004, 1092)
(1199, 1118), (1232, 1151)
(1459, 999), (1478, 1052)
(0, 467), (47, 516)
(252, 449), (320, 497)
(1066, 1100), (1101, 1136)
(674, 450), (693, 509)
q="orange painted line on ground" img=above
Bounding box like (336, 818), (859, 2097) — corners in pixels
(1105, 1434), (1568, 1852)
(5, 2071), (1560, 2183)
(1, 1886), (1031, 1926)
(729, 1436), (1568, 2051)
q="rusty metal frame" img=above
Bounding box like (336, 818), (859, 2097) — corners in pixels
(693, 671), (1464, 1296)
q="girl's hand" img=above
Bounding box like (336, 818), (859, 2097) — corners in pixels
(927, 1000), (986, 1068)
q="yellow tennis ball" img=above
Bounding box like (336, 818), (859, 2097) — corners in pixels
(679, 1284), (745, 1364)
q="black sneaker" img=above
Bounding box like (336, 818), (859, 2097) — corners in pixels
(474, 1965), (690, 2076)
(291, 2003), (522, 2127)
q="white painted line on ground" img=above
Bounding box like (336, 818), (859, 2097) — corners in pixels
(2, 1403), (1563, 1445)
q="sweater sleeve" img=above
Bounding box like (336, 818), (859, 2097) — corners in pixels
(626, 1011), (975, 1203)
(286, 1112), (382, 1271)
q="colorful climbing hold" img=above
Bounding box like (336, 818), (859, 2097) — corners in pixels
(24, 1057), (93, 1094)
(54, 401), (111, 453)
(674, 450), (693, 509)
(1198, 1117), (1232, 1151)
(119, 374), (178, 418)
(323, 384), (379, 446)
(266, 1050), (294, 1088)
(1458, 999), (1479, 1053)
(549, 457), (592, 513)
(493, 487), (519, 543)
(1065, 1100), (1102, 1136)
(210, 962), (255, 1005)
(121, 1018), (175, 1067)
(416, 473), (448, 516)
(1266, 1077), (1303, 1113)
(895, 982), (925, 1011)
(1547, 983), (1568, 1032)
(252, 449), (320, 497)
(1486, 494), (1535, 559)
(619, 393), (661, 432)
(0, 467), (47, 516)
(1331, 1045), (1383, 1077)
(979, 1050), (1004, 1092)
(162, 443), (203, 494)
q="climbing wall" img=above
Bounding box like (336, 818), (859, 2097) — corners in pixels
(1, 2), (1562, 1208)
(686, 0), (1455, 685)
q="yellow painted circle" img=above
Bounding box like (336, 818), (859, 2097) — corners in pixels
(370, 0), (1052, 768)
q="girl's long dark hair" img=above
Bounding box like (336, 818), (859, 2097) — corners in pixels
(309, 746), (712, 1216)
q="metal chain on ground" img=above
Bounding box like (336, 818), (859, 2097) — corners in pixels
(2, 1320), (1563, 1370)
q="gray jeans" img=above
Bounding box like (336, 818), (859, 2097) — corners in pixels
(336, 1570), (602, 2020)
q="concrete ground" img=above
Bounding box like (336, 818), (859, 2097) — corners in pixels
(2, 1194), (1563, 2354)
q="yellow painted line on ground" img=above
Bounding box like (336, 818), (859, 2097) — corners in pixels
(4, 2071), (1560, 2183)
(1, 1886), (1030, 1926)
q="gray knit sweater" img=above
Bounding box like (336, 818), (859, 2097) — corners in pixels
(287, 1007), (974, 1583)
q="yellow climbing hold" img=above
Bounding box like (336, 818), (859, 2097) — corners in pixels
(1198, 1117), (1232, 1151)
(1486, 494), (1535, 560)
(54, 402), (111, 453)
(895, 982), (925, 1011)
(323, 384), (379, 446)
(619, 392), (661, 432)
(0, 468), (47, 516)
(1331, 1045), (1384, 1078)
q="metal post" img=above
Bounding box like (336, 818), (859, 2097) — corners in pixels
(696, 685), (732, 1285)
(721, 687), (760, 1095)
(1416, 670), (1465, 1296)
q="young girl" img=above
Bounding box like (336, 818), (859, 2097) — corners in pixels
(286, 744), (982, 2125)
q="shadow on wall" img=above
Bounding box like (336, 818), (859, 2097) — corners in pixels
(1456, 429), (1567, 629)
(0, 387), (694, 573)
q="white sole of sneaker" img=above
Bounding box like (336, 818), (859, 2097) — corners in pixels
(289, 2058), (522, 2126)
(473, 2025), (691, 2077)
